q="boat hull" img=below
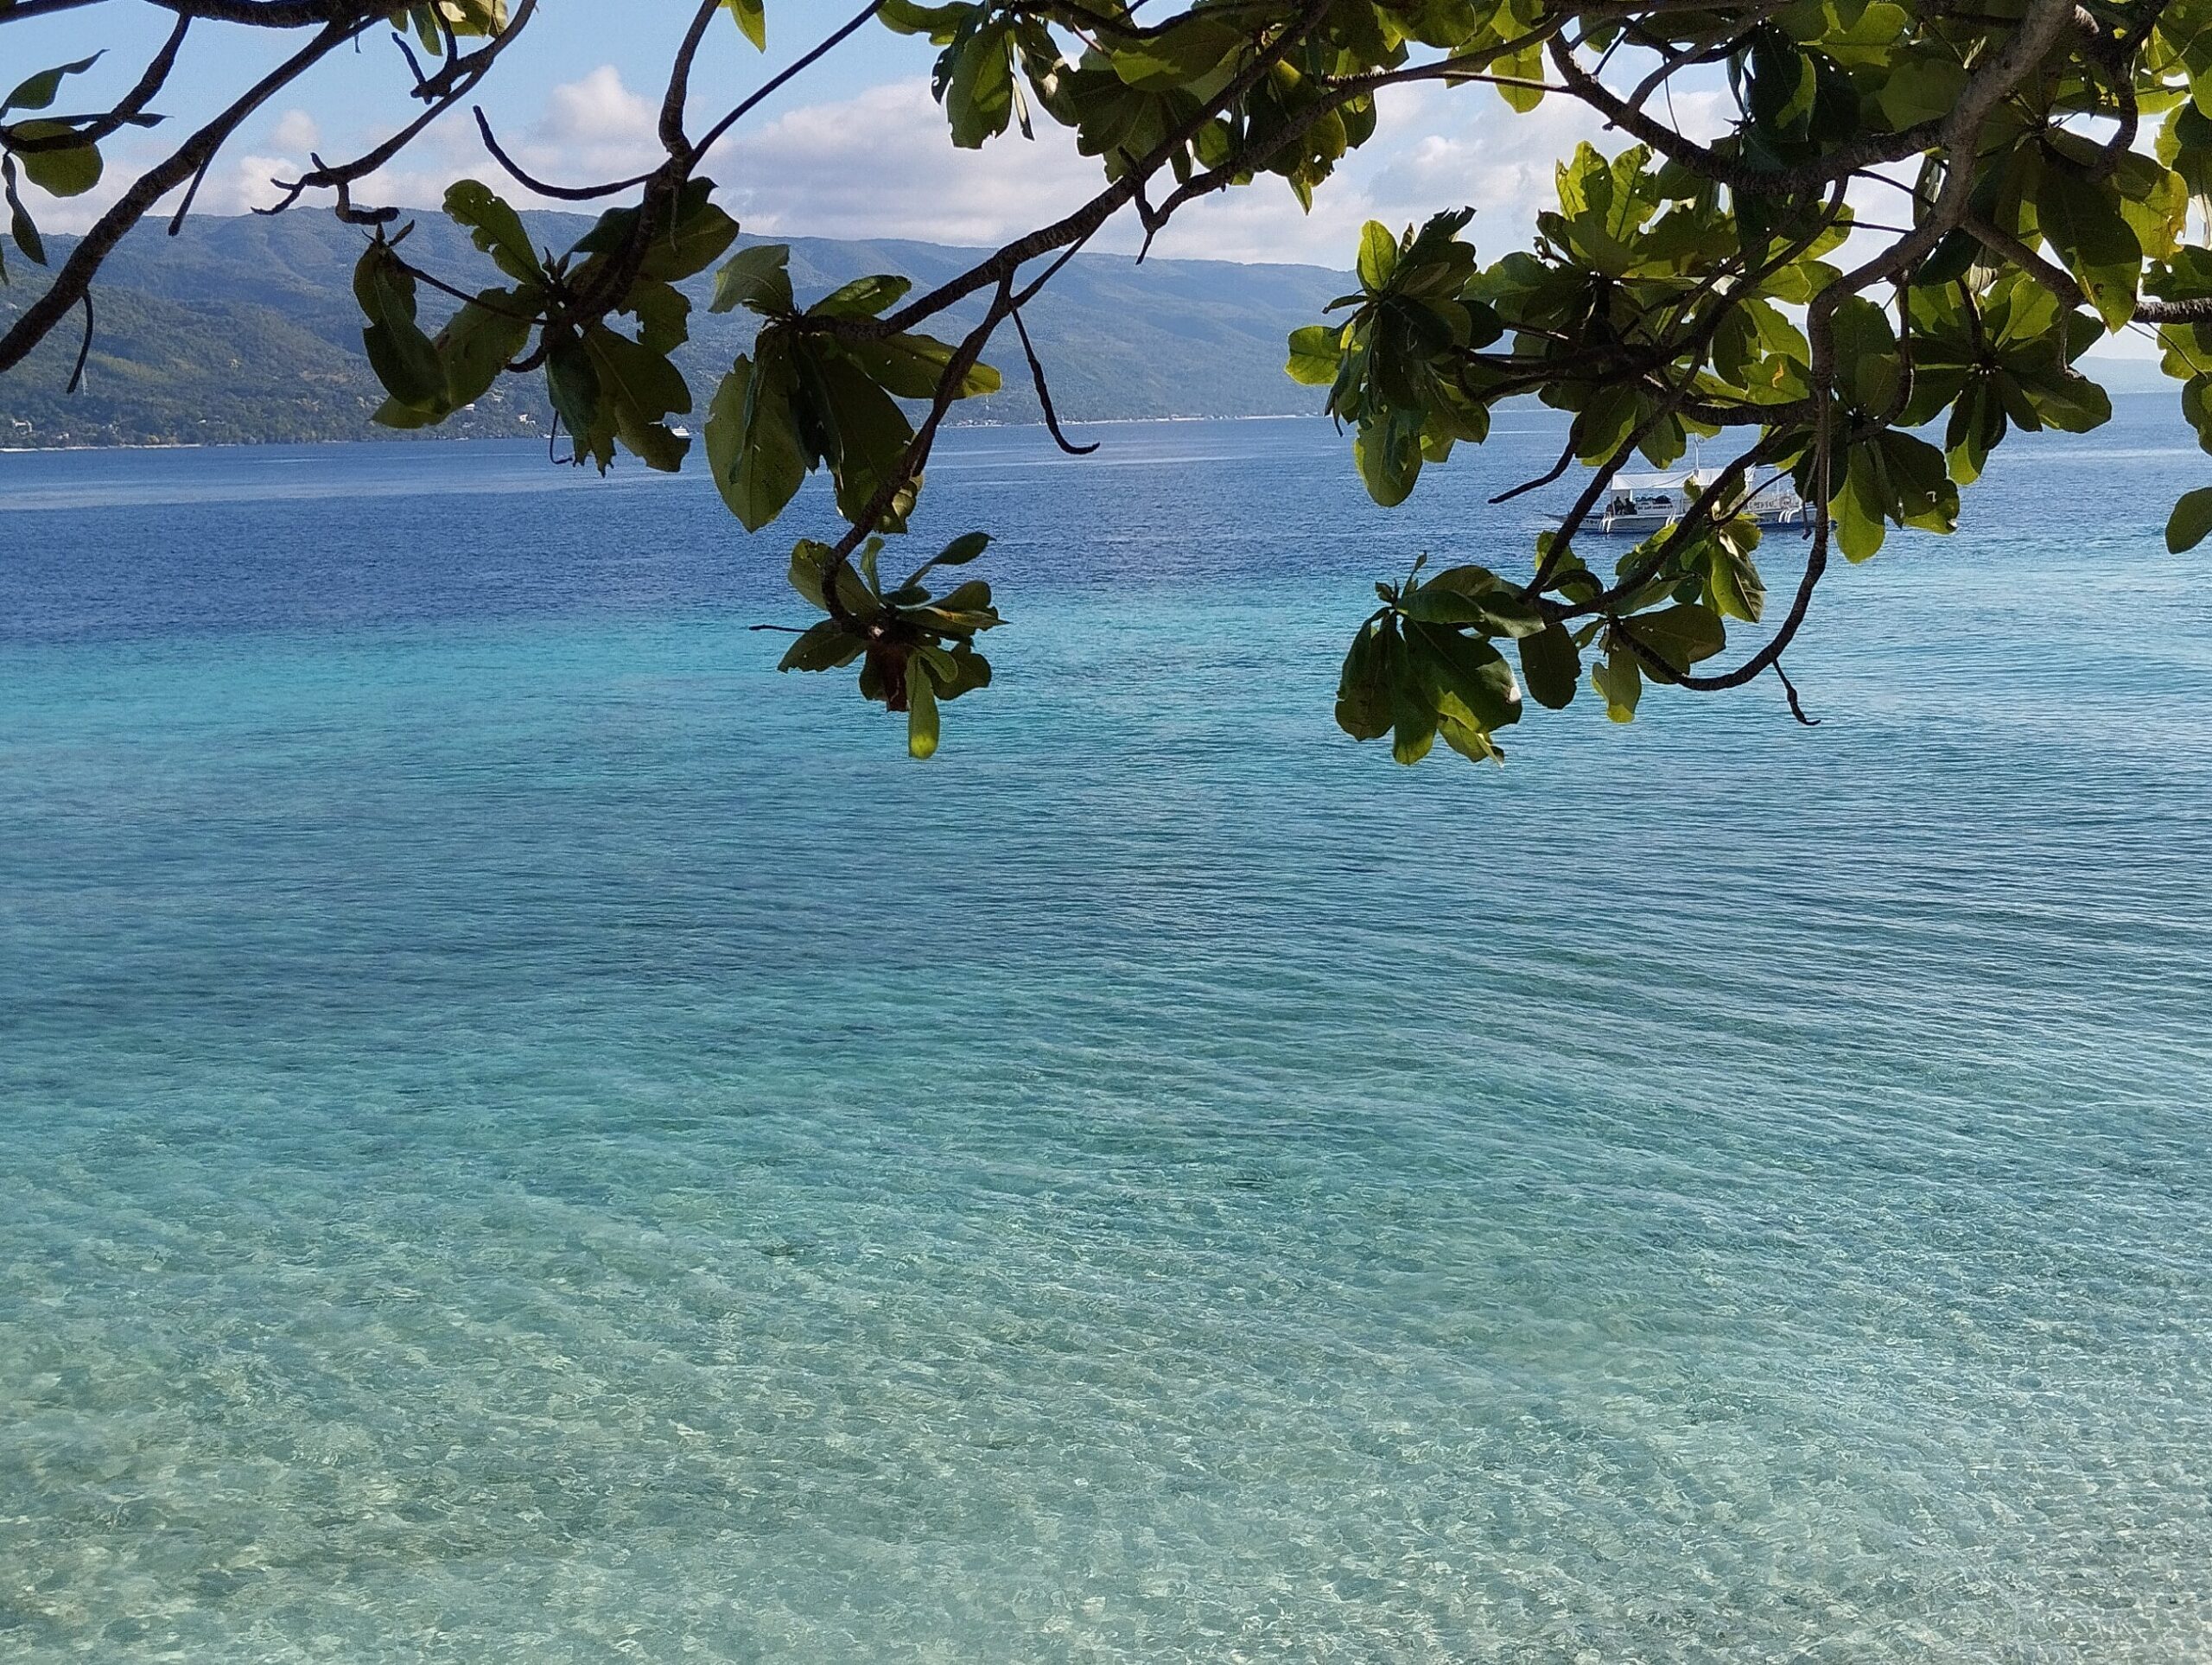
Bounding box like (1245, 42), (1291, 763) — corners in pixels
(1553, 504), (1817, 537)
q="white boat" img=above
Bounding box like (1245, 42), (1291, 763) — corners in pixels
(1560, 467), (1814, 536)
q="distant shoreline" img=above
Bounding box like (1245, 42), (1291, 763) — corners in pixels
(0, 410), (1337, 457)
(3, 375), (2179, 455)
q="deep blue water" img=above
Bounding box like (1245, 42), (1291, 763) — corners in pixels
(3, 405), (2210, 1660)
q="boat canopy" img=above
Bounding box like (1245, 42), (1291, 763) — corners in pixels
(1611, 467), (1768, 492)
(1611, 469), (1704, 491)
(1606, 468), (1799, 499)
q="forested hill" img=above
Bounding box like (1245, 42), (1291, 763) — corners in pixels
(0, 210), (1341, 448)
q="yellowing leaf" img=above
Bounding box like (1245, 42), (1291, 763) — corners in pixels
(721, 0), (766, 50)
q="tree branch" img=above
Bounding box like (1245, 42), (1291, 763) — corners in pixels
(0, 15), (373, 375)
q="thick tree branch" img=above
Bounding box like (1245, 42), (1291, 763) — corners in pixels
(0, 16), (372, 375)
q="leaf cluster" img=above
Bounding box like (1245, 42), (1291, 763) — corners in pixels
(778, 530), (1003, 758)
(359, 176), (740, 473)
(702, 243), (1001, 532)
(1, 54), (103, 284)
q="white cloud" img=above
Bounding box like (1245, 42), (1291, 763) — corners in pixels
(707, 75), (1658, 268)
(207, 155), (298, 216)
(341, 64), (663, 215)
(270, 109), (320, 155)
(13, 60), (1730, 277)
(715, 79), (1101, 247)
(531, 63), (660, 175)
(1151, 86), (1612, 264)
(709, 78), (1734, 267)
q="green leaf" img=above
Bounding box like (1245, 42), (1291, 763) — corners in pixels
(880, 0), (970, 37)
(930, 578), (994, 616)
(933, 643), (993, 700)
(583, 323), (693, 472)
(439, 291), (534, 409)
(786, 539), (833, 609)
(906, 656), (941, 758)
(1357, 221), (1400, 291)
(1708, 544), (1766, 624)
(1873, 57), (1964, 127)
(583, 327), (689, 422)
(1592, 645), (1641, 723)
(356, 245), (445, 414)
(1516, 621), (1579, 710)
(2168, 486), (2212, 552)
(721, 0), (766, 49)
(1829, 295), (1900, 413)
(804, 348), (919, 528)
(2160, 102), (2212, 221)
(5, 156), (44, 265)
(1335, 617), (1395, 740)
(1911, 227), (1980, 290)
(2037, 163), (2142, 332)
(638, 191), (741, 282)
(1438, 717), (1504, 766)
(3, 54), (99, 118)
(544, 330), (601, 445)
(944, 17), (1015, 149)
(705, 348), (808, 531)
(1106, 16), (1244, 91)
(1834, 455), (1888, 561)
(1832, 429), (1957, 560)
(444, 179), (539, 282)
(810, 274), (913, 319)
(1357, 616), (1426, 761)
(1353, 410), (1423, 507)
(779, 619), (863, 671)
(1493, 38), (1544, 112)
(934, 531), (990, 566)
(842, 333), (999, 399)
(12, 122), (101, 197)
(711, 243), (794, 315)
(1410, 565), (1546, 637)
(1285, 323), (1343, 385)
(1747, 31), (1815, 136)
(626, 278), (691, 357)
(1406, 621), (1521, 732)
(1396, 584), (1492, 626)
(906, 530), (990, 585)
(1622, 602), (1726, 674)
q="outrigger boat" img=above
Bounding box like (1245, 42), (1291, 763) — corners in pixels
(1562, 467), (1815, 537)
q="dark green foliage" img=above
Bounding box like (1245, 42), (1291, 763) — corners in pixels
(703, 242), (999, 530)
(777, 530), (1004, 758)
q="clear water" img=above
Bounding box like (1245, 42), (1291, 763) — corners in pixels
(3, 407), (2209, 1661)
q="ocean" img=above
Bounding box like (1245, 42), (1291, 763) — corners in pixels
(3, 402), (2209, 1660)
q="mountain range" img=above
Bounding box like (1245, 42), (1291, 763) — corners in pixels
(0, 209), (1343, 448)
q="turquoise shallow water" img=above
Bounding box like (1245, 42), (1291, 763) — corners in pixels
(3, 407), (2211, 1660)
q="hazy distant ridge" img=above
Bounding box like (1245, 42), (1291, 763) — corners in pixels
(0, 212), (1342, 448)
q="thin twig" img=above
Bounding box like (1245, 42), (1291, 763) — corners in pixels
(1775, 659), (1820, 725)
(1012, 306), (1099, 455)
(66, 291), (92, 392)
